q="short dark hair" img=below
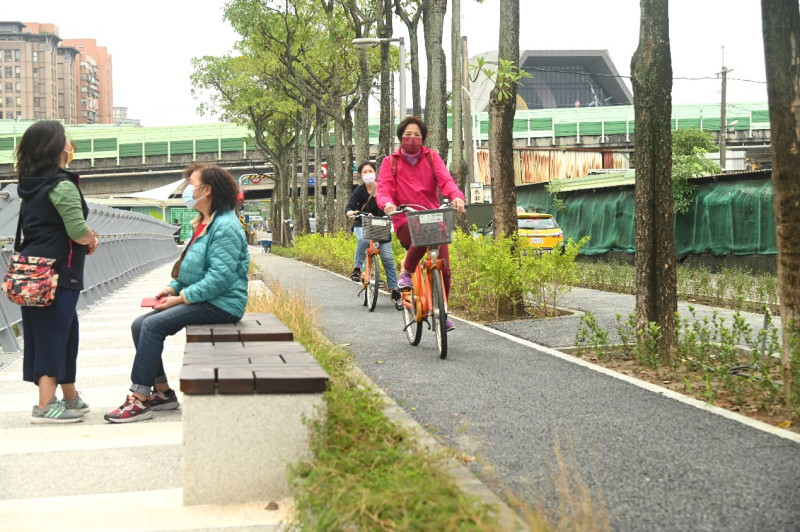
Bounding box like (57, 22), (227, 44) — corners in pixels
(15, 120), (68, 180)
(357, 161), (376, 174)
(396, 116), (428, 142)
(183, 163), (240, 213)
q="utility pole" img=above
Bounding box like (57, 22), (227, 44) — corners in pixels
(719, 46), (732, 171)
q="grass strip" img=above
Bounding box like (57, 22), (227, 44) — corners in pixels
(247, 276), (505, 531)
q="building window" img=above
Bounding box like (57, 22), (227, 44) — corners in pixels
(33, 68), (39, 78)
(15, 66), (21, 78)
(33, 83), (39, 94)
(33, 51), (39, 62)
(14, 50), (20, 61)
(0, 112), (3, 119)
(4, 67), (11, 77)
(16, 111), (21, 119)
(16, 97), (22, 107)
(4, 82), (11, 92)
(34, 97), (40, 108)
(15, 82), (21, 92)
(3, 50), (10, 61)
(34, 112), (40, 119)
(5, 97), (12, 107)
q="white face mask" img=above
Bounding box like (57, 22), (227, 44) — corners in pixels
(182, 185), (198, 209)
(362, 172), (376, 185)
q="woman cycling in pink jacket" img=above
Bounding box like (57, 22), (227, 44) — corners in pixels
(376, 116), (466, 331)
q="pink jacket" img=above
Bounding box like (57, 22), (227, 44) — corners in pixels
(376, 147), (465, 227)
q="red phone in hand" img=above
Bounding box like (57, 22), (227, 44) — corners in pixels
(140, 297), (165, 308)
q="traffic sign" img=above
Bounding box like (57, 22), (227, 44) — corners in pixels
(320, 164), (328, 178)
(250, 176), (262, 184)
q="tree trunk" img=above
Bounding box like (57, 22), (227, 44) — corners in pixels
(488, 0), (521, 318)
(489, 0), (519, 240)
(270, 167), (281, 245)
(322, 117), (336, 236)
(355, 49), (371, 166)
(333, 98), (348, 233)
(291, 114), (301, 234)
(377, 0), (393, 164)
(300, 110), (311, 235)
(761, 0), (800, 405)
(450, 0), (468, 232)
(409, 24), (423, 118)
(631, 0), (676, 364)
(422, 0), (449, 160)
(394, 1), (423, 117)
(314, 109), (325, 234)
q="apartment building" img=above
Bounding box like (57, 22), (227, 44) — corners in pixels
(0, 21), (112, 124)
(61, 38), (113, 124)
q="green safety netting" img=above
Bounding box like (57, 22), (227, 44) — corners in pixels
(517, 175), (776, 256)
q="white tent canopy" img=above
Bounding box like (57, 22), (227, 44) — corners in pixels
(118, 178), (186, 202)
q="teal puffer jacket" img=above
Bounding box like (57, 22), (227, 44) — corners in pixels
(168, 209), (250, 318)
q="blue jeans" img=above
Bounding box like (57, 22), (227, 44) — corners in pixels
(353, 226), (399, 290)
(129, 302), (239, 395)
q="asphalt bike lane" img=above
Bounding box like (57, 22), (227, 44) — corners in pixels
(254, 253), (800, 532)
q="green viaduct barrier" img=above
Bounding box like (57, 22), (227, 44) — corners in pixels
(0, 102), (770, 167)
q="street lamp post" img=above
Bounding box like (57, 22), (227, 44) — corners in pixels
(350, 37), (407, 121)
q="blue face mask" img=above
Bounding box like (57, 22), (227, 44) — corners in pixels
(182, 185), (198, 209)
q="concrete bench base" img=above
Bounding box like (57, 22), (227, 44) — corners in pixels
(182, 392), (324, 506)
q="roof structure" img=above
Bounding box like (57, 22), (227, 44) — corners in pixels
(469, 49), (633, 113)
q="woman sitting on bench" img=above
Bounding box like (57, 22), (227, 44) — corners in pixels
(105, 164), (250, 423)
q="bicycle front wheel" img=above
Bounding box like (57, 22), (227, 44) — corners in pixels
(367, 253), (380, 311)
(402, 291), (422, 346)
(431, 269), (448, 359)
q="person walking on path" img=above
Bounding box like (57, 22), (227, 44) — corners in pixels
(376, 117), (466, 330)
(345, 161), (401, 305)
(105, 164), (250, 423)
(15, 121), (99, 424)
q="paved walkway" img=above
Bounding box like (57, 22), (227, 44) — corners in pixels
(2, 250), (799, 531)
(0, 260), (292, 532)
(252, 251), (800, 532)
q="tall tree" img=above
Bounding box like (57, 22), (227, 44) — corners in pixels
(376, 0), (394, 163)
(450, 0), (468, 231)
(761, 0), (800, 405)
(487, 0), (519, 239)
(631, 0), (677, 364)
(191, 53), (297, 246)
(394, 0), (423, 117)
(421, 0), (449, 159)
(346, 0), (376, 166)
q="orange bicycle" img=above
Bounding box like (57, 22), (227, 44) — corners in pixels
(356, 213), (393, 311)
(390, 202), (455, 359)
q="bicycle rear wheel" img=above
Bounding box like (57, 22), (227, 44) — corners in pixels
(367, 253), (380, 311)
(431, 269), (448, 359)
(402, 291), (422, 345)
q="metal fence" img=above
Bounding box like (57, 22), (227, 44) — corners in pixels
(0, 184), (179, 353)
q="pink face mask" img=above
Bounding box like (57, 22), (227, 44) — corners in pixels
(401, 136), (423, 154)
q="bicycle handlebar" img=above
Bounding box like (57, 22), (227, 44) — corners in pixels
(388, 200), (453, 216)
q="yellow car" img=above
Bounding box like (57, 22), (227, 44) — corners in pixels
(517, 213), (564, 252)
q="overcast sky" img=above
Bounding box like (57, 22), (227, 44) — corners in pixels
(2, 1), (768, 127)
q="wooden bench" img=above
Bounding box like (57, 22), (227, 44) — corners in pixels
(179, 313), (329, 506)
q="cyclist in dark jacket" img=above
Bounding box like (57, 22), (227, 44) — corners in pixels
(345, 161), (400, 305)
